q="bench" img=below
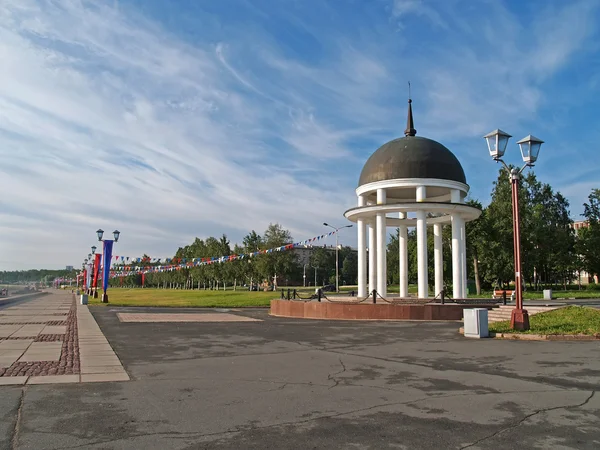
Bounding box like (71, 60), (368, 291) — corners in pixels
(492, 289), (515, 302)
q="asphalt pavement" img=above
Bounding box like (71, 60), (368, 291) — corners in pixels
(1, 305), (598, 449)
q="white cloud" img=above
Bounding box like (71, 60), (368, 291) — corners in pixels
(391, 0), (447, 28)
(0, 0), (598, 270)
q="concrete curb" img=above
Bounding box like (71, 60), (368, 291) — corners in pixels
(0, 291), (49, 307)
(458, 327), (600, 341)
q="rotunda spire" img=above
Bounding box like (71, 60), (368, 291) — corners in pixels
(404, 98), (417, 137)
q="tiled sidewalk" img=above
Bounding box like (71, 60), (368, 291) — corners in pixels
(0, 291), (128, 385)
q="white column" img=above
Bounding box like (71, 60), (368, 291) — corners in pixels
(416, 186), (428, 299)
(433, 223), (443, 298)
(368, 221), (376, 294)
(376, 189), (387, 297)
(461, 221), (468, 298)
(399, 212), (408, 298)
(451, 189), (463, 299)
(357, 195), (367, 297)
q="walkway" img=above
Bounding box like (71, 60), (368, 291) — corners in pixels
(0, 291), (128, 385)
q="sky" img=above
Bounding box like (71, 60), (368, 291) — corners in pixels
(1, 0), (599, 270)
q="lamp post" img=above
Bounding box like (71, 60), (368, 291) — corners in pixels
(303, 263), (308, 287)
(96, 229), (121, 303)
(323, 223), (353, 292)
(85, 254), (92, 294)
(484, 129), (544, 331)
(90, 246), (98, 297)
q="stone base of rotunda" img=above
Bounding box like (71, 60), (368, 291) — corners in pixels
(270, 300), (498, 321)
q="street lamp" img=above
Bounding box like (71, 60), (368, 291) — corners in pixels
(484, 129), (544, 331)
(303, 263), (308, 287)
(323, 223), (353, 292)
(91, 246), (97, 255)
(95, 228), (122, 303)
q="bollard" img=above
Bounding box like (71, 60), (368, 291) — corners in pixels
(372, 290), (376, 304)
(502, 290), (507, 305)
(318, 289), (322, 302)
(441, 289), (445, 305)
(351, 290), (355, 297)
(293, 289), (297, 299)
(287, 288), (291, 300)
(280, 290), (285, 300)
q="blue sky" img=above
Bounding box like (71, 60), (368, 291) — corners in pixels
(1, 0), (599, 270)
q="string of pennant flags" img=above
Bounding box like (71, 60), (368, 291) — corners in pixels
(107, 231), (337, 278)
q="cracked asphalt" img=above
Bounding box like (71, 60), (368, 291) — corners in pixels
(1, 306), (599, 450)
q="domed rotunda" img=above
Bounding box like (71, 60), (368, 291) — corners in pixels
(344, 100), (481, 299)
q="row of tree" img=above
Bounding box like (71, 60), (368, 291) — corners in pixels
(5, 170), (599, 294)
(0, 269), (76, 285)
(109, 224), (352, 289)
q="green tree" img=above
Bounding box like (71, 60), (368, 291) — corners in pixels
(256, 223), (297, 286)
(577, 189), (600, 279)
(309, 247), (334, 286)
(340, 247), (358, 285)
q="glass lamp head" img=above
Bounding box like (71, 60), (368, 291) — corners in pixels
(96, 229), (104, 241)
(484, 129), (512, 160)
(91, 246), (96, 255)
(517, 135), (544, 165)
(113, 230), (120, 242)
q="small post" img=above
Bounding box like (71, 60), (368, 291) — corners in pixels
(280, 290), (284, 300)
(441, 289), (445, 305)
(372, 290), (376, 304)
(287, 288), (291, 300)
(293, 289), (297, 299)
(503, 290), (507, 305)
(318, 289), (322, 302)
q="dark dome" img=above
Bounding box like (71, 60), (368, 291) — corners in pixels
(358, 135), (466, 186)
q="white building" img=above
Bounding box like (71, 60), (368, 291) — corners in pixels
(344, 99), (481, 299)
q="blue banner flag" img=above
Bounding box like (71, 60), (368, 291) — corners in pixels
(102, 240), (114, 292)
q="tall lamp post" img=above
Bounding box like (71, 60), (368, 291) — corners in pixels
(303, 263), (308, 287)
(484, 130), (544, 331)
(96, 229), (121, 303)
(323, 223), (353, 292)
(90, 245), (98, 298)
(86, 253), (92, 295)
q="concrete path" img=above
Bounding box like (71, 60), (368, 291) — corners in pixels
(0, 306), (597, 449)
(0, 291), (128, 385)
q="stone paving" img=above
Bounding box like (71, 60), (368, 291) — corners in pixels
(0, 291), (129, 385)
(117, 312), (263, 322)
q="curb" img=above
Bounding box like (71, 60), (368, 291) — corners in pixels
(458, 327), (600, 341)
(0, 291), (49, 307)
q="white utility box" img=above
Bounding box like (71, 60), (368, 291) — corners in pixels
(80, 294), (88, 305)
(543, 289), (553, 300)
(464, 308), (489, 338)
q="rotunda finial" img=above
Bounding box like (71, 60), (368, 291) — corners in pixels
(404, 85), (417, 137)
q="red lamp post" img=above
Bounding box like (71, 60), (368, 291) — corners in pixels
(484, 130), (544, 331)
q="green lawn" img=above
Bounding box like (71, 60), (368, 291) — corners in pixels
(478, 289), (600, 300)
(88, 288), (276, 308)
(489, 306), (600, 335)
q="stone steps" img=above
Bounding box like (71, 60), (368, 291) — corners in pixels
(486, 305), (560, 323)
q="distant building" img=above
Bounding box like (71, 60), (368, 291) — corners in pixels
(572, 220), (589, 234)
(290, 245), (357, 267)
(65, 266), (74, 271)
(571, 220), (598, 284)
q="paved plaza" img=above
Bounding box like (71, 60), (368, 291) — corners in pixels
(0, 292), (128, 384)
(0, 295), (599, 449)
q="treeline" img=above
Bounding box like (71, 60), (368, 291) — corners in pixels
(0, 269), (76, 284)
(386, 169), (597, 293)
(110, 223), (356, 289)
(8, 170), (599, 294)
